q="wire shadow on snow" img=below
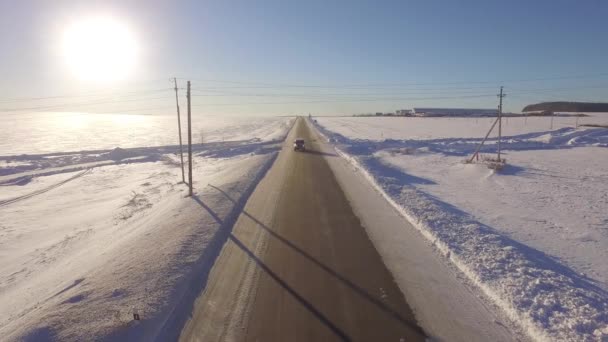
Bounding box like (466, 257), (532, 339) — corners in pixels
(500, 165), (608, 182)
(209, 185), (426, 337)
(362, 156), (436, 186)
(109, 192), (242, 342)
(119, 152), (278, 342)
(101, 188), (254, 342)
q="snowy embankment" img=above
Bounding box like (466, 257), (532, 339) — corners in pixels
(0, 114), (293, 341)
(313, 116), (608, 341)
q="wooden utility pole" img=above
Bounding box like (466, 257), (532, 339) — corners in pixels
(497, 86), (505, 161)
(468, 116), (500, 163)
(187, 81), (193, 196)
(173, 78), (185, 183)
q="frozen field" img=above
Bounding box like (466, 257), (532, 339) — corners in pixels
(315, 116), (608, 341)
(0, 112), (291, 156)
(0, 113), (293, 341)
(319, 115), (607, 141)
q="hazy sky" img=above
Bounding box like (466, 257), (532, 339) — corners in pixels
(1, 0), (607, 115)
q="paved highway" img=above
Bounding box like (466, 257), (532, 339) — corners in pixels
(180, 118), (425, 341)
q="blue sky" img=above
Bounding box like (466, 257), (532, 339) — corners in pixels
(0, 0), (606, 115)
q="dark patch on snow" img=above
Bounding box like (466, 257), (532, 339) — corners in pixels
(21, 326), (56, 342)
(0, 175), (33, 186)
(62, 293), (87, 304)
(53, 278), (85, 298)
(110, 288), (127, 298)
(107, 147), (132, 161)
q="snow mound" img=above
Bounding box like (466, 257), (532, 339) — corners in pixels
(107, 147), (132, 160)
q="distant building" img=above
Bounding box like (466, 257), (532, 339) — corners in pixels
(396, 109), (412, 116)
(411, 108), (497, 117)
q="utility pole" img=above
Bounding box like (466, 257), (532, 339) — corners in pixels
(187, 81), (193, 196)
(497, 86), (506, 161)
(173, 78), (185, 183)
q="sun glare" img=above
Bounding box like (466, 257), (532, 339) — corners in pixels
(62, 16), (138, 82)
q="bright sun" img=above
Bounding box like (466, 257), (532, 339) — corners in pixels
(62, 16), (138, 82)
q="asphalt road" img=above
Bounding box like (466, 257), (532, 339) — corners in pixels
(180, 118), (425, 342)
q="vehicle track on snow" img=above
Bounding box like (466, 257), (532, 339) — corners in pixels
(0, 169), (91, 207)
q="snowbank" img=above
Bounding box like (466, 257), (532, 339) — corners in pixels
(313, 117), (608, 341)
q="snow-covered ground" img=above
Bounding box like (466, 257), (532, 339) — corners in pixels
(314, 116), (608, 341)
(0, 112), (291, 156)
(0, 113), (292, 341)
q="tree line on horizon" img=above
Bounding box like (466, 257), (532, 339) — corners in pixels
(523, 101), (608, 113)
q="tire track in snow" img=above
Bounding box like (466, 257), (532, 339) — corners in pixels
(0, 169), (91, 207)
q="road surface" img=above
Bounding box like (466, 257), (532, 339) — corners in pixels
(180, 118), (425, 341)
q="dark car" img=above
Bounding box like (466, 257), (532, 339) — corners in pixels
(294, 138), (305, 151)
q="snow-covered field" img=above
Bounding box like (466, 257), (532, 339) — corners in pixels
(314, 116), (608, 341)
(0, 112), (291, 156)
(0, 113), (292, 341)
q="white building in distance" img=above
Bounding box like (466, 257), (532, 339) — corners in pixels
(395, 109), (413, 116)
(412, 108), (497, 117)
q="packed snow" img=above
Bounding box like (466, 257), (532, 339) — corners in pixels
(0, 113), (293, 341)
(314, 115), (608, 341)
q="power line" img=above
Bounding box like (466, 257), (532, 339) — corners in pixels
(509, 84), (608, 93)
(2, 73), (605, 104)
(182, 72), (608, 89)
(0, 77), (176, 103)
(189, 85), (504, 92)
(188, 85), (608, 99)
(509, 93), (599, 104)
(0, 94), (174, 113)
(0, 88), (172, 104)
(189, 88), (502, 98)
(189, 94), (497, 107)
(2, 74), (605, 115)
(0, 106), (177, 118)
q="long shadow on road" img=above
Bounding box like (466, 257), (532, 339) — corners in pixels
(228, 234), (351, 341)
(205, 184), (425, 336)
(299, 149), (338, 157)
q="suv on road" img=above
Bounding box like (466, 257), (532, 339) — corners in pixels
(294, 138), (305, 151)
